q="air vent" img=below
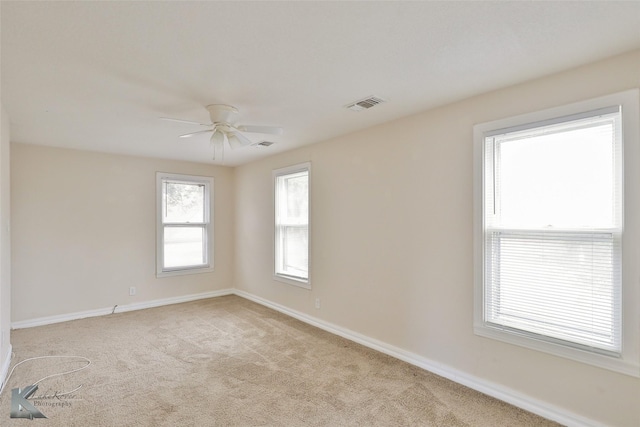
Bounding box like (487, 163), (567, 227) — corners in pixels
(345, 96), (386, 112)
(255, 141), (275, 147)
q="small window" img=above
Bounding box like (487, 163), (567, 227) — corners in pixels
(274, 163), (310, 288)
(474, 90), (640, 376)
(156, 172), (214, 277)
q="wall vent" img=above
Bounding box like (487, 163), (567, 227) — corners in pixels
(345, 96), (386, 112)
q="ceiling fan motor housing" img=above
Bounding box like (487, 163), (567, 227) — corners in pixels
(206, 104), (239, 125)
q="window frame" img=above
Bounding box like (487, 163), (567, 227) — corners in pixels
(156, 172), (214, 278)
(273, 162), (311, 289)
(473, 90), (640, 376)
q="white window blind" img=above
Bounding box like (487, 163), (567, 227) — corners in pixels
(274, 164), (310, 286)
(482, 106), (622, 355)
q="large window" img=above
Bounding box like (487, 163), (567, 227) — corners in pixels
(474, 90), (640, 376)
(274, 163), (310, 288)
(156, 172), (214, 277)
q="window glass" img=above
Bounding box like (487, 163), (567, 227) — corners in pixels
(496, 119), (615, 228)
(163, 227), (206, 268)
(164, 182), (205, 223)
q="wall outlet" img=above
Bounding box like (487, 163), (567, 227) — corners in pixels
(129, 286), (136, 296)
(315, 298), (321, 309)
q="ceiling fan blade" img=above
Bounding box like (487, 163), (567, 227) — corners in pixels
(160, 117), (211, 126)
(236, 125), (283, 135)
(227, 131), (253, 149)
(179, 129), (214, 138)
(210, 129), (225, 146)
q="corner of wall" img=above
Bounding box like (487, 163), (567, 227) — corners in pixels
(0, 102), (12, 389)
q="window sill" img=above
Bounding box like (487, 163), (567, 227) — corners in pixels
(474, 322), (640, 377)
(274, 274), (311, 289)
(157, 265), (214, 278)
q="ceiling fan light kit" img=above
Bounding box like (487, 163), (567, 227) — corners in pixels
(161, 104), (283, 160)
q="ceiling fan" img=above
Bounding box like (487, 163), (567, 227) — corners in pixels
(161, 104), (283, 159)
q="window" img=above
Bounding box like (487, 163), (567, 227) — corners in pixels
(274, 163), (310, 288)
(156, 172), (213, 277)
(474, 90), (640, 376)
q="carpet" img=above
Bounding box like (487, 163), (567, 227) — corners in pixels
(0, 295), (559, 426)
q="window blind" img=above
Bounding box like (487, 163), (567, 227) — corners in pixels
(485, 230), (620, 353)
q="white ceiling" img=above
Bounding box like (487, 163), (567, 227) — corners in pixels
(2, 1), (640, 166)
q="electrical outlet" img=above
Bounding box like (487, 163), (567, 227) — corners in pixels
(129, 286), (137, 296)
(315, 298), (321, 309)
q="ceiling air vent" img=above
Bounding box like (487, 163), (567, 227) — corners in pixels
(345, 96), (386, 112)
(255, 141), (275, 147)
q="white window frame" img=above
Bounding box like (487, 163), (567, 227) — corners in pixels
(156, 172), (214, 278)
(273, 162), (311, 289)
(473, 90), (640, 377)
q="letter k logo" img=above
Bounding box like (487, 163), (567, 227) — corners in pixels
(10, 385), (47, 419)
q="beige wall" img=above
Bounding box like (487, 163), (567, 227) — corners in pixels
(234, 50), (640, 426)
(11, 144), (234, 321)
(1, 103), (11, 371)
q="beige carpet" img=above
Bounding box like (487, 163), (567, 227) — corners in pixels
(0, 296), (559, 426)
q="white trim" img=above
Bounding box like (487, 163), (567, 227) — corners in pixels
(273, 274), (311, 290)
(11, 289), (234, 329)
(156, 172), (215, 278)
(234, 289), (603, 427)
(0, 344), (12, 390)
(12, 307), (114, 329)
(272, 162), (311, 288)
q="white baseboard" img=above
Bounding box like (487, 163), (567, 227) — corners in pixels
(114, 288), (234, 314)
(11, 288), (234, 330)
(233, 289), (601, 427)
